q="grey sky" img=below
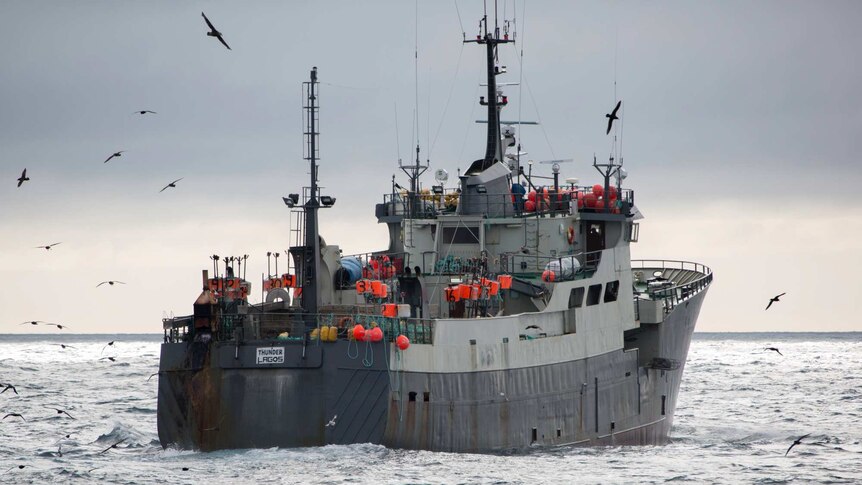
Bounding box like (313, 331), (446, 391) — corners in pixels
(2, 1), (861, 333)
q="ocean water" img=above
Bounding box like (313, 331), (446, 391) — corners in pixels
(1, 333), (860, 484)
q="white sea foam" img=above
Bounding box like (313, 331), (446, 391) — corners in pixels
(0, 333), (860, 484)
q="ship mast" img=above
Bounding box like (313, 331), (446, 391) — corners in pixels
(302, 67), (321, 320)
(465, 7), (513, 172)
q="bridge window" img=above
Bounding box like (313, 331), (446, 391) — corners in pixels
(437, 226), (480, 244)
(569, 287), (585, 308)
(586, 284), (602, 306)
(604, 281), (619, 303)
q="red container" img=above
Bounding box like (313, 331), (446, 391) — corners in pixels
(498, 275), (513, 289)
(382, 303), (397, 318)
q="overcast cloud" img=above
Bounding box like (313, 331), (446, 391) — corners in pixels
(1, 1), (860, 333)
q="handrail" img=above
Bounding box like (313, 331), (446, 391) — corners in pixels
(631, 259), (713, 314)
(163, 310), (435, 345)
(379, 186), (635, 220)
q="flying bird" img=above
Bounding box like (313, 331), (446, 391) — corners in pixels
(202, 12), (231, 50)
(133, 110), (157, 115)
(42, 323), (70, 330)
(97, 281), (126, 287)
(100, 357), (117, 363)
(325, 414), (337, 427)
(3, 413), (25, 421)
(785, 433), (811, 456)
(19, 320), (50, 326)
(99, 438), (126, 454)
(53, 344), (76, 350)
(159, 177), (183, 193)
(1, 383), (18, 395)
(17, 169), (29, 188)
(605, 100), (622, 135)
(44, 407), (75, 419)
(4, 465), (25, 474)
(35, 242), (62, 251)
(103, 151), (124, 163)
(766, 292), (786, 311)
(147, 373), (159, 382)
(764, 347), (783, 356)
(101, 341), (115, 354)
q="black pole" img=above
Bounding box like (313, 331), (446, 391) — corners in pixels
(302, 67), (321, 321)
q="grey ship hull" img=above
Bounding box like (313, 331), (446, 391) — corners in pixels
(157, 290), (707, 452)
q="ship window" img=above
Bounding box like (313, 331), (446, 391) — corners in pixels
(531, 428), (538, 443)
(627, 222), (640, 243)
(661, 395), (666, 416)
(569, 287), (585, 308)
(423, 391), (430, 402)
(604, 281), (619, 303)
(586, 284), (602, 306)
(409, 392), (417, 402)
(440, 226), (480, 245)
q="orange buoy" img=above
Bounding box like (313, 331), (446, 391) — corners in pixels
(498, 274), (513, 289)
(396, 335), (410, 350)
(356, 279), (369, 294)
(584, 193), (597, 208)
(382, 303), (397, 318)
(370, 326), (384, 342)
(542, 270), (556, 282)
(524, 200), (536, 212)
(592, 184), (603, 197)
(352, 324), (366, 341)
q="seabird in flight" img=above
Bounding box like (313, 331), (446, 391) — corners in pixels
(159, 177), (183, 193)
(605, 100), (622, 135)
(766, 293), (786, 310)
(97, 281), (126, 287)
(103, 151), (124, 163)
(202, 12), (231, 50)
(2, 413), (25, 421)
(44, 407), (75, 419)
(764, 347), (783, 356)
(99, 438), (126, 454)
(17, 169), (29, 188)
(35, 242), (62, 251)
(325, 414), (337, 427)
(133, 110), (157, 115)
(1, 383), (18, 395)
(785, 433), (811, 456)
(102, 341), (115, 354)
(100, 357), (117, 363)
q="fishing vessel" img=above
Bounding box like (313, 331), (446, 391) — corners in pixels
(157, 12), (712, 453)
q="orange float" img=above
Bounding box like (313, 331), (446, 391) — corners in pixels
(498, 275), (513, 289)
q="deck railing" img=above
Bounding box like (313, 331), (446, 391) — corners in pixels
(163, 310), (434, 345)
(631, 259), (713, 314)
(379, 186), (634, 220)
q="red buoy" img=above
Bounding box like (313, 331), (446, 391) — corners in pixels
(396, 335), (410, 350)
(352, 324), (366, 341)
(524, 200), (536, 212)
(527, 191), (537, 203)
(370, 326), (384, 342)
(584, 193), (597, 208)
(541, 270), (556, 282)
(592, 184), (603, 197)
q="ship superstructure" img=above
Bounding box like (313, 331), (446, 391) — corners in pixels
(157, 11), (712, 453)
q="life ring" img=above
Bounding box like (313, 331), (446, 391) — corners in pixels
(338, 316), (354, 328)
(567, 226), (575, 245)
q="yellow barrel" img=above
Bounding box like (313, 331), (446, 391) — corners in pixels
(327, 326), (338, 342)
(310, 328), (320, 340)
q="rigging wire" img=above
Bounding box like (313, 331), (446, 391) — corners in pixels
(509, 52), (556, 160)
(395, 102), (401, 163)
(414, 0), (420, 156)
(430, 42), (465, 155)
(454, 0), (465, 36)
(516, 0), (526, 167)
